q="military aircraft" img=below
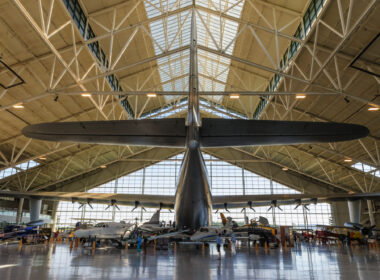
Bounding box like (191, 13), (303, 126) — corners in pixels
(343, 222), (379, 238)
(0, 13), (377, 230)
(74, 210), (164, 241)
(74, 221), (133, 240)
(0, 220), (44, 241)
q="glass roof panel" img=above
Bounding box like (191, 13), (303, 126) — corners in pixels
(144, 0), (192, 19)
(144, 0), (244, 105)
(0, 160), (40, 180)
(352, 162), (380, 178)
(144, 2), (192, 103)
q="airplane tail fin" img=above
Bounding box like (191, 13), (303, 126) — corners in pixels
(258, 216), (269, 226)
(145, 210), (160, 225)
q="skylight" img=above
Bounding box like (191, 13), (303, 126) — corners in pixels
(0, 160), (40, 180)
(196, 2), (244, 102)
(351, 162), (380, 178)
(144, 0), (244, 105)
(144, 1), (191, 102)
(141, 97), (188, 119)
(200, 98), (248, 119)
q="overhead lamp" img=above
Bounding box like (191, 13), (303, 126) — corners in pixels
(147, 93), (157, 97)
(81, 93), (92, 97)
(39, 157), (47, 160)
(229, 93), (240, 99)
(100, 165), (107, 169)
(282, 167), (289, 171)
(13, 103), (24, 109)
(295, 94), (306, 99)
(368, 106), (379, 111)
(344, 158), (352, 163)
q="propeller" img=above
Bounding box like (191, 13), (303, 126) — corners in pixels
(224, 203), (230, 212)
(294, 199), (302, 210)
(248, 201), (255, 212)
(131, 201), (146, 212)
(268, 200), (282, 211)
(105, 199), (120, 210)
(294, 199), (311, 211)
(344, 222), (377, 237)
(78, 199), (93, 209)
(158, 202), (164, 211)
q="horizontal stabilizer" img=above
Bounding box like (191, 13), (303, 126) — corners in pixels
(200, 119), (369, 147)
(22, 119), (186, 147)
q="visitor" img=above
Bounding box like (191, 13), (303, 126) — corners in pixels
(231, 232), (236, 255)
(216, 234), (222, 260)
(137, 234), (142, 253)
(143, 236), (148, 254)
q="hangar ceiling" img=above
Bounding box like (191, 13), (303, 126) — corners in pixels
(0, 0), (379, 196)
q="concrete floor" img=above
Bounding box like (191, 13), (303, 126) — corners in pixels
(0, 243), (379, 280)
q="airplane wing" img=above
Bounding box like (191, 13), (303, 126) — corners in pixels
(212, 192), (380, 210)
(22, 118), (368, 148)
(200, 118), (369, 147)
(0, 190), (175, 209)
(148, 230), (189, 241)
(22, 119), (186, 148)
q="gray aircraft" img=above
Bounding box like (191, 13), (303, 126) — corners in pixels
(0, 13), (377, 230)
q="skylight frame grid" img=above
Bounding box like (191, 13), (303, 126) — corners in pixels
(351, 162), (380, 178)
(148, 10), (192, 53)
(196, 0), (245, 18)
(0, 160), (40, 180)
(144, 0), (193, 19)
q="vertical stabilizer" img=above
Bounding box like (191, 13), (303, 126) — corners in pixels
(145, 210), (160, 225)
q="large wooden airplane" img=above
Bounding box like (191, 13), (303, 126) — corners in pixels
(0, 13), (377, 230)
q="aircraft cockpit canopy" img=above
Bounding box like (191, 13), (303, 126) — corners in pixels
(95, 223), (108, 228)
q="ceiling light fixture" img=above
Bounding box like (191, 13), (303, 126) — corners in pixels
(282, 167), (289, 171)
(368, 106), (379, 111)
(344, 158), (352, 163)
(100, 165), (107, 168)
(147, 93), (157, 97)
(229, 94), (240, 99)
(81, 93), (91, 97)
(39, 157), (47, 160)
(295, 94), (306, 99)
(13, 103), (24, 109)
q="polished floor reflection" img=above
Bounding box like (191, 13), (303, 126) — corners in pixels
(0, 243), (379, 279)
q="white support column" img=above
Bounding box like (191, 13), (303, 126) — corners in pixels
(347, 200), (361, 224)
(51, 201), (59, 232)
(241, 166), (247, 222)
(16, 198), (24, 225)
(29, 198), (42, 222)
(367, 200), (376, 226)
(140, 166), (146, 222)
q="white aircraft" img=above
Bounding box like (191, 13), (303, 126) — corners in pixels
(138, 210), (163, 232)
(190, 214), (234, 241)
(74, 221), (133, 240)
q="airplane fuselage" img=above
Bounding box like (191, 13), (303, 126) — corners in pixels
(174, 145), (212, 229)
